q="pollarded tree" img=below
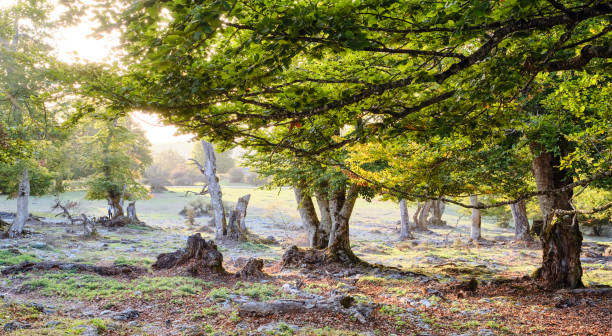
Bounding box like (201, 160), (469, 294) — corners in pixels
(91, 0), (610, 287)
(243, 126), (372, 261)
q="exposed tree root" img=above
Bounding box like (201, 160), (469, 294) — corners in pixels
(152, 233), (226, 275)
(280, 245), (423, 277)
(1, 261), (145, 277)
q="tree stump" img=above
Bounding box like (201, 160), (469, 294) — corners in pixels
(152, 233), (225, 275)
(235, 258), (266, 279)
(226, 194), (250, 240)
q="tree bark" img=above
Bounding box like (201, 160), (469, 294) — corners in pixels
(7, 169), (29, 238)
(201, 140), (227, 239)
(107, 195), (124, 218)
(327, 185), (359, 262)
(294, 188), (327, 249)
(399, 199), (413, 240)
(416, 201), (431, 230)
(226, 194), (250, 241)
(431, 200), (446, 225)
(470, 195), (481, 241)
(531, 147), (582, 289)
(315, 192), (332, 242)
(126, 201), (140, 224)
(510, 200), (532, 241)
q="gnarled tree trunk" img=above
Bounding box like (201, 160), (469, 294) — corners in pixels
(470, 195), (481, 241)
(126, 201), (140, 224)
(399, 199), (412, 240)
(531, 147), (582, 288)
(431, 200), (446, 226)
(327, 185), (359, 262)
(315, 192), (332, 246)
(7, 169), (29, 238)
(294, 188), (327, 249)
(510, 200), (532, 241)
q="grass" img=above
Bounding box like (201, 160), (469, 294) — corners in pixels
(0, 249), (41, 266)
(21, 272), (212, 300)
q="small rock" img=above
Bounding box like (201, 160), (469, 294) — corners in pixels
(4, 321), (31, 331)
(257, 322), (301, 333)
(112, 309), (139, 321)
(419, 299), (433, 308)
(127, 321), (139, 327)
(478, 329), (495, 336)
(45, 320), (62, 328)
(603, 247), (612, 257)
(30, 241), (47, 249)
(74, 325), (98, 336)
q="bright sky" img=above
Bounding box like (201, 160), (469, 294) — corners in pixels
(1, 0), (194, 144)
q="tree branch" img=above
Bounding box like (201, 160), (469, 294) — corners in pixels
(541, 45), (612, 72)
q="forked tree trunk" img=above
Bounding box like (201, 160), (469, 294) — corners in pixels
(470, 195), (481, 241)
(531, 147), (582, 288)
(510, 200), (532, 241)
(7, 169), (29, 238)
(399, 199), (412, 240)
(294, 188), (327, 249)
(201, 140), (227, 239)
(327, 185), (359, 262)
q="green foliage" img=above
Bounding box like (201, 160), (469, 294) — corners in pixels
(191, 142), (235, 174)
(0, 158), (54, 196)
(81, 116), (152, 203)
(0, 249), (41, 265)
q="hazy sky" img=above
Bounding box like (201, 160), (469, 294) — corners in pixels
(2, 0), (194, 144)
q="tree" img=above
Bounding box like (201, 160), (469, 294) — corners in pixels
(91, 0), (611, 287)
(83, 116), (152, 218)
(0, 0), (78, 236)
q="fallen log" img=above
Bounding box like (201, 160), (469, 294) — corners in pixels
(237, 294), (376, 323)
(1, 261), (145, 277)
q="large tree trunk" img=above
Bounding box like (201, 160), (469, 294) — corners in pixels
(470, 195), (481, 241)
(126, 201), (140, 224)
(201, 140), (227, 240)
(510, 200), (532, 241)
(531, 148), (582, 289)
(294, 188), (327, 249)
(327, 185), (359, 262)
(415, 201), (431, 230)
(399, 199), (412, 240)
(431, 200), (446, 226)
(315, 192), (332, 243)
(7, 169), (29, 238)
(107, 194), (124, 218)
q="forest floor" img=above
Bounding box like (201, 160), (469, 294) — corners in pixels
(0, 186), (611, 335)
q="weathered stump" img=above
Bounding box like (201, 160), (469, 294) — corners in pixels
(235, 258), (266, 279)
(281, 245), (329, 269)
(152, 233), (225, 275)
